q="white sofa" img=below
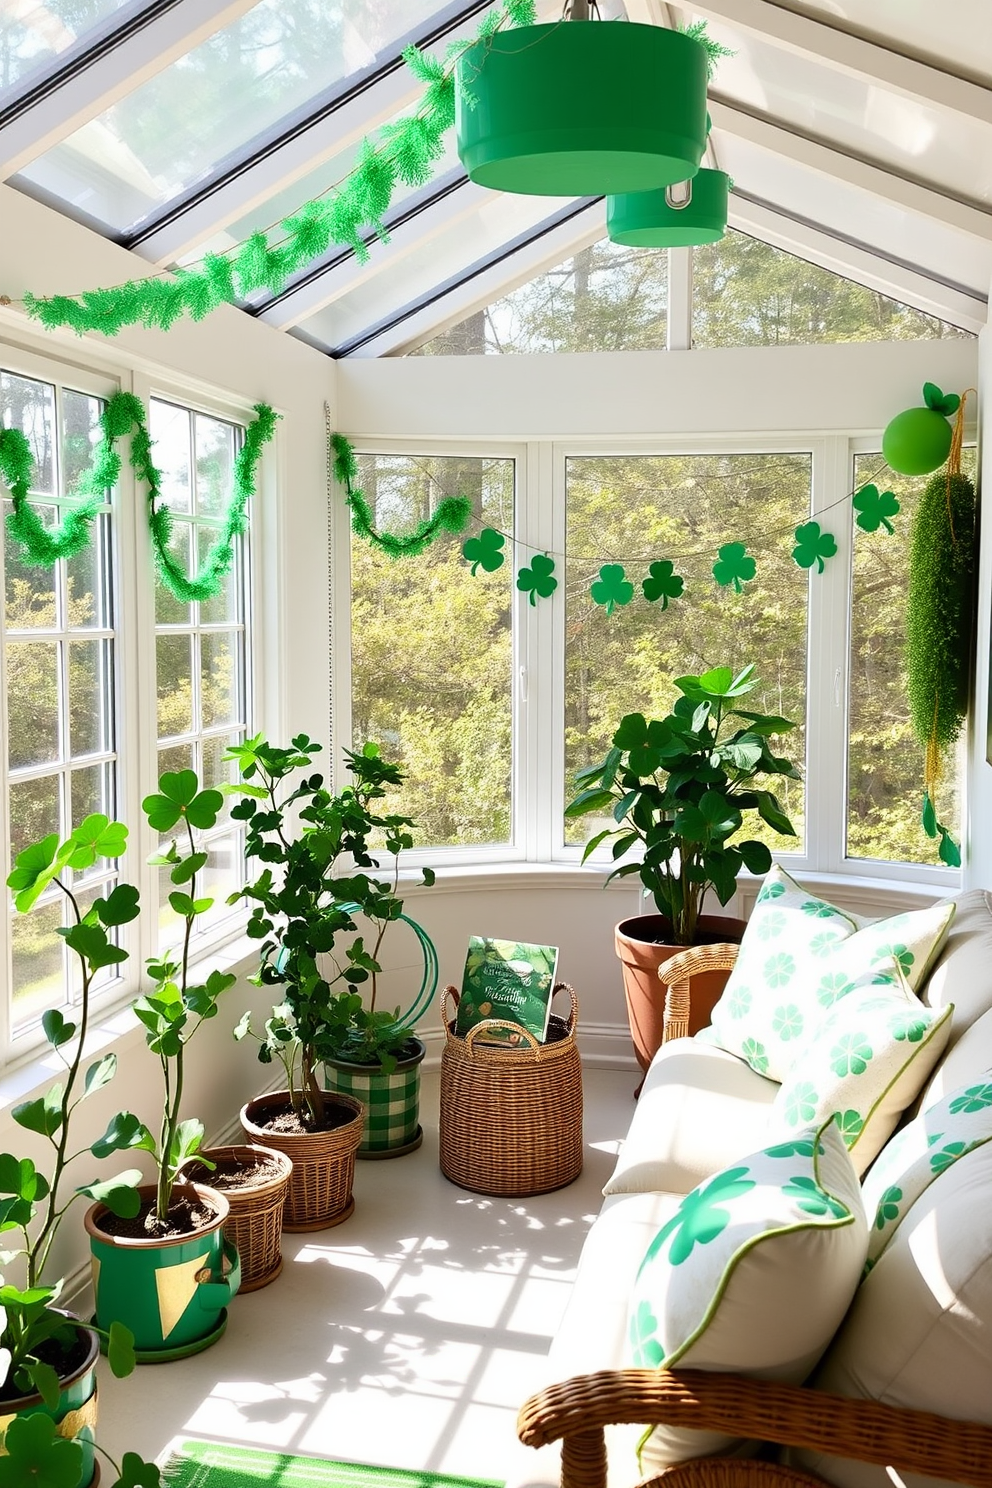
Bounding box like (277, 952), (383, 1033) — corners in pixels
(511, 887), (992, 1488)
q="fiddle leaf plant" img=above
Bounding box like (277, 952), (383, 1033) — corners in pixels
(227, 735), (434, 1127)
(565, 664), (800, 946)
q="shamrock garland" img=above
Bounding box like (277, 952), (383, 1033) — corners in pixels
(462, 528), (506, 573)
(16, 0), (538, 338)
(0, 392), (276, 601)
(331, 433), (471, 556)
(591, 564), (634, 614)
(792, 521), (837, 574)
(853, 485), (900, 535)
(713, 542), (756, 593)
(517, 554), (557, 605)
(642, 560), (684, 608)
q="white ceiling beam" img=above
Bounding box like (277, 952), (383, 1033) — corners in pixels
(729, 192), (988, 333)
(707, 96), (992, 242)
(258, 177), (496, 330)
(690, 0), (992, 127)
(334, 202), (607, 357)
(0, 0), (258, 180)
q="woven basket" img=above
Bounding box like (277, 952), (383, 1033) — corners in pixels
(187, 1144), (293, 1292)
(240, 1091), (365, 1232)
(439, 982), (583, 1197)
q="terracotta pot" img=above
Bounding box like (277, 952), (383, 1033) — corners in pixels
(615, 913), (747, 1073)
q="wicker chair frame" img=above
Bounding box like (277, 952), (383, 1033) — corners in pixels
(517, 1367), (992, 1488)
(659, 944), (740, 1044)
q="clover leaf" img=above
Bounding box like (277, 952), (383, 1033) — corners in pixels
(792, 521), (837, 573)
(713, 541), (756, 592)
(142, 772), (223, 832)
(922, 381), (960, 417)
(112, 1452), (162, 1488)
(516, 553), (557, 606)
(853, 485), (900, 535)
(462, 527), (506, 575)
(0, 1412), (81, 1488)
(645, 1166), (756, 1266)
(642, 559), (685, 609)
(590, 564), (634, 615)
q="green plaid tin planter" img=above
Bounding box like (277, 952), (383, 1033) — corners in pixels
(324, 1038), (425, 1158)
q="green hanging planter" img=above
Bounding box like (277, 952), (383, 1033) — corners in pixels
(324, 1037), (427, 1159)
(84, 1184), (241, 1362)
(455, 22), (708, 196)
(0, 1320), (100, 1487)
(607, 168), (729, 246)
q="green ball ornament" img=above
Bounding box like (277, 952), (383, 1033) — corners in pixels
(882, 406), (953, 476)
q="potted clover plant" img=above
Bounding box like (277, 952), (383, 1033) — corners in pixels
(565, 664), (799, 1072)
(230, 735), (437, 1214)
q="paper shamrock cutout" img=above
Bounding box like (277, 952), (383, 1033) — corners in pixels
(792, 521), (837, 573)
(922, 792), (961, 868)
(462, 527), (506, 574)
(713, 542), (756, 593)
(590, 564), (635, 615)
(516, 553), (557, 606)
(853, 485), (900, 535)
(922, 381), (960, 418)
(642, 559), (684, 609)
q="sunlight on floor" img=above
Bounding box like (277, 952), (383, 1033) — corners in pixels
(96, 1066), (636, 1479)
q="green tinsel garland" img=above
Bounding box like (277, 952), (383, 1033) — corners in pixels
(21, 0), (537, 339)
(1, 391), (277, 601)
(331, 432), (470, 557)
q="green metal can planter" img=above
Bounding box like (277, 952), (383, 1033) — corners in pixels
(84, 1183), (241, 1363)
(324, 1036), (427, 1158)
(0, 1319), (100, 1487)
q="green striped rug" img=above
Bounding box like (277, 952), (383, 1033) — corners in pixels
(163, 1440), (503, 1488)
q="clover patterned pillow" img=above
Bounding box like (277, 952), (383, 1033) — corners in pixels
(628, 1118), (867, 1474)
(860, 1070), (992, 1271)
(768, 963), (954, 1176)
(708, 864), (955, 1081)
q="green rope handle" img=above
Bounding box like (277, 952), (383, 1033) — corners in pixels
(1, 390), (277, 601)
(20, 0), (538, 338)
(331, 431), (471, 557)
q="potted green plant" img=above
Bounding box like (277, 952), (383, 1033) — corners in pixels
(2, 813), (166, 1485)
(565, 664), (799, 1072)
(229, 735), (437, 1203)
(81, 771), (240, 1362)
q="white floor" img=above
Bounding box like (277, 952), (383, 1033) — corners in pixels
(96, 1065), (638, 1480)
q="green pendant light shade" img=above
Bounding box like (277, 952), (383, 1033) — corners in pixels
(455, 23), (709, 196)
(607, 168), (729, 246)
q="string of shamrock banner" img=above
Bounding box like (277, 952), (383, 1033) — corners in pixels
(0, 393), (277, 601)
(7, 0), (540, 338)
(330, 431), (896, 611)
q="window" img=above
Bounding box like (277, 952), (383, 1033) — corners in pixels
(693, 231), (973, 348)
(564, 452), (809, 849)
(350, 452), (514, 848)
(150, 398), (252, 947)
(413, 240), (668, 356)
(2, 365), (119, 1038)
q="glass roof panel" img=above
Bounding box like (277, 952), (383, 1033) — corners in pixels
(788, 0), (992, 82)
(0, 0), (134, 93)
(702, 16), (992, 208)
(14, 0), (448, 234)
(293, 189), (595, 353)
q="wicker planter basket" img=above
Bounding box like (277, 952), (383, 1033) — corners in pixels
(187, 1144), (293, 1292)
(439, 982), (583, 1197)
(240, 1091), (365, 1233)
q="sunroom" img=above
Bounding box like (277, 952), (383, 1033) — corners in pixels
(0, 2), (990, 1486)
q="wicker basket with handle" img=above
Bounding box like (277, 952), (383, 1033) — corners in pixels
(187, 1143), (293, 1292)
(439, 982), (583, 1197)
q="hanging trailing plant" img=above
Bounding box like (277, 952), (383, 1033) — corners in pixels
(330, 432), (471, 557)
(17, 0), (538, 339)
(1, 391), (276, 601)
(905, 394), (976, 866)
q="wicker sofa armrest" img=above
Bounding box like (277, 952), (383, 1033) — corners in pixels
(516, 1368), (992, 1488)
(658, 945), (740, 1044)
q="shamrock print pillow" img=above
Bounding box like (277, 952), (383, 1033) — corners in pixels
(708, 864), (955, 1081)
(768, 963), (954, 1175)
(861, 1071), (992, 1270)
(628, 1118), (867, 1473)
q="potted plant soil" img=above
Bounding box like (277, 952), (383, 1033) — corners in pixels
(566, 665), (799, 1074)
(229, 735), (437, 1187)
(3, 814), (165, 1485)
(185, 1143), (293, 1291)
(82, 772), (240, 1361)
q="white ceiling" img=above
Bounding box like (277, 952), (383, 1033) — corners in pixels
(1, 0), (988, 355)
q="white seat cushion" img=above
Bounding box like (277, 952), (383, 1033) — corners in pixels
(603, 1038), (779, 1197)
